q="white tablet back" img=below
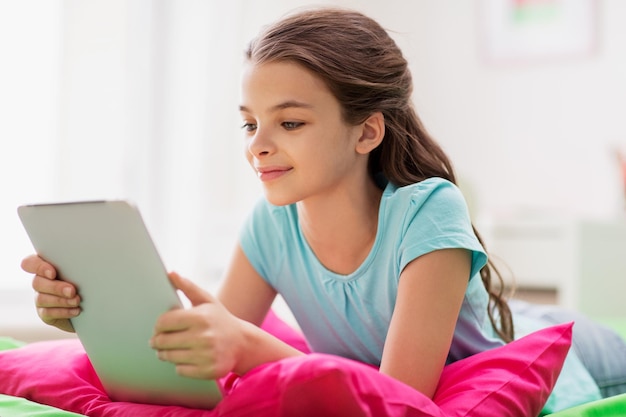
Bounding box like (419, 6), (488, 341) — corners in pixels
(18, 200), (222, 409)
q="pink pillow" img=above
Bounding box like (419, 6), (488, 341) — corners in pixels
(0, 314), (571, 417)
(434, 322), (572, 417)
(257, 310), (311, 354)
(0, 338), (214, 417)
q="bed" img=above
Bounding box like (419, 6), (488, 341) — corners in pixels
(1, 312), (625, 417)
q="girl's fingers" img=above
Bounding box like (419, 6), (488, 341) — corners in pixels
(37, 307), (81, 320)
(153, 342), (219, 380)
(32, 274), (77, 299)
(150, 326), (196, 350)
(22, 255), (80, 333)
(35, 292), (80, 309)
(21, 255), (56, 279)
(168, 272), (216, 306)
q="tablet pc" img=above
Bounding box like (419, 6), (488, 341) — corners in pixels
(18, 200), (222, 409)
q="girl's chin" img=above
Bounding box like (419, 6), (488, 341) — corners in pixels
(262, 189), (299, 207)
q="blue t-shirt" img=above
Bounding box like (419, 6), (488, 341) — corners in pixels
(239, 177), (602, 411)
(240, 177), (505, 365)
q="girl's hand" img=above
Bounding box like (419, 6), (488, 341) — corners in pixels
(150, 272), (247, 380)
(21, 255), (80, 333)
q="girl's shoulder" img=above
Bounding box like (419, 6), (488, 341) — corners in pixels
(381, 177), (486, 279)
(383, 177), (467, 210)
(239, 199), (298, 271)
(381, 177), (475, 243)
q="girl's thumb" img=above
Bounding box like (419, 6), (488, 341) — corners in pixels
(168, 271), (216, 307)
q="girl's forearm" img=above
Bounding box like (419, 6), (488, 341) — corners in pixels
(232, 319), (305, 376)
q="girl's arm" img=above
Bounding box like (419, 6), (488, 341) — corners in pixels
(150, 244), (304, 379)
(216, 244), (279, 326)
(379, 248), (471, 399)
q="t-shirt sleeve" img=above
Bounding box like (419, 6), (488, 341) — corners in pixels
(397, 179), (488, 279)
(238, 198), (284, 287)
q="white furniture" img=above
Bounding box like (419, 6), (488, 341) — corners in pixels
(485, 216), (626, 319)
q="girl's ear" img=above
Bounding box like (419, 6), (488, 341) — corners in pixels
(355, 112), (385, 155)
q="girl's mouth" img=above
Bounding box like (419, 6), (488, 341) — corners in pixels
(256, 166), (293, 182)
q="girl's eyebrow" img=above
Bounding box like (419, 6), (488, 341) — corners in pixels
(239, 100), (314, 114)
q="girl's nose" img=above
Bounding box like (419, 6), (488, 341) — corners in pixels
(247, 127), (275, 157)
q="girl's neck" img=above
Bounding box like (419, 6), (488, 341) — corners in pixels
(297, 179), (383, 275)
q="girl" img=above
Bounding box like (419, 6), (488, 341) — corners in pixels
(22, 6), (625, 410)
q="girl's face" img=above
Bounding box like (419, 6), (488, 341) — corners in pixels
(239, 61), (367, 206)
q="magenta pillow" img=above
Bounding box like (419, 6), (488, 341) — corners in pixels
(434, 322), (572, 417)
(0, 314), (571, 417)
(257, 309), (311, 354)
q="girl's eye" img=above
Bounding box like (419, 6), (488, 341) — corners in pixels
(282, 121), (303, 130)
(241, 122), (257, 132)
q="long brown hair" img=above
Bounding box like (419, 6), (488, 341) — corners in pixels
(246, 7), (514, 342)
